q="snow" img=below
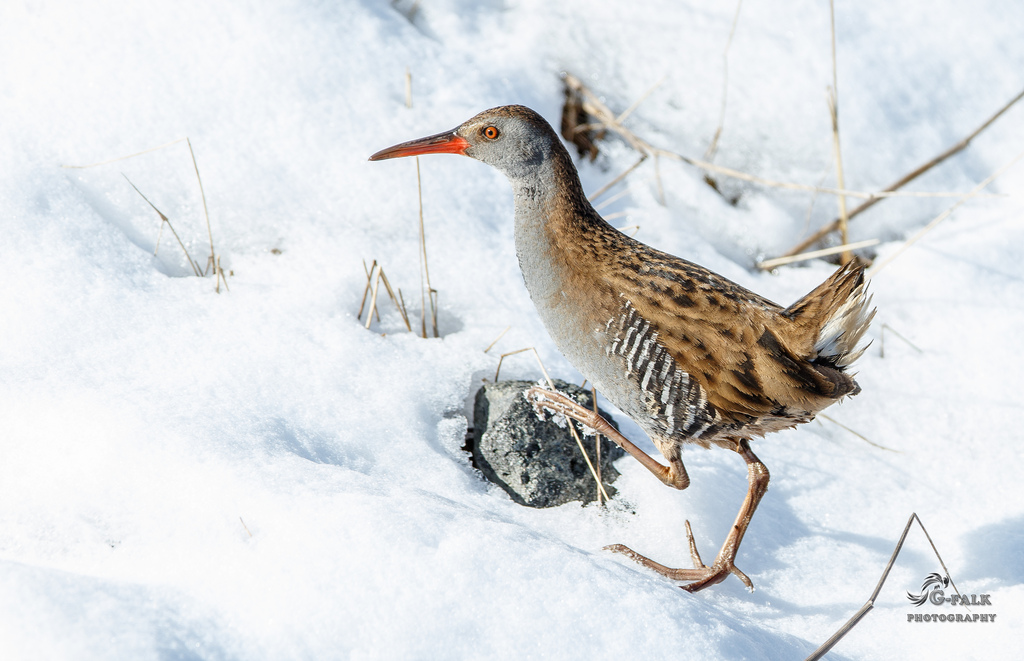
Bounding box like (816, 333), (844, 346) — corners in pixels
(1, 0), (1022, 658)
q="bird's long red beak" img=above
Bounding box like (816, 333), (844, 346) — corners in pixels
(368, 129), (470, 161)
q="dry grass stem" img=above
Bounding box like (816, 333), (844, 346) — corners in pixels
(185, 138), (217, 277)
(588, 155), (647, 202)
(239, 516), (253, 538)
(123, 174), (202, 276)
(569, 419), (613, 504)
(493, 347), (552, 384)
(879, 323), (924, 359)
(364, 264), (384, 330)
(415, 157), (440, 338)
(429, 288), (439, 337)
(357, 259), (380, 322)
(358, 260), (372, 318)
(483, 325), (511, 353)
(830, 2), (851, 264)
(378, 268), (412, 332)
(869, 148), (1024, 276)
(779, 85), (1024, 259)
(64, 138), (228, 292)
(397, 289), (410, 326)
(757, 238), (878, 270)
(805, 513), (962, 660)
(215, 255), (229, 293)
(704, 0), (743, 164)
(819, 414), (898, 453)
(593, 186), (634, 212)
(827, 88), (852, 264)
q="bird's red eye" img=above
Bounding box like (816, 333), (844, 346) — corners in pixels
(483, 126), (500, 140)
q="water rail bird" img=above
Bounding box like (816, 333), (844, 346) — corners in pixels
(370, 105), (874, 592)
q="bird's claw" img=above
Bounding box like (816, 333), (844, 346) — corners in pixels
(605, 520), (755, 593)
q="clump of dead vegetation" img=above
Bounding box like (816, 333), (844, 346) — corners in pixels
(360, 70), (441, 339)
(64, 138), (229, 292)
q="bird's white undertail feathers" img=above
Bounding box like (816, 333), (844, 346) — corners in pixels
(814, 279), (876, 368)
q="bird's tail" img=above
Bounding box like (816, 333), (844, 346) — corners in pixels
(784, 261), (876, 369)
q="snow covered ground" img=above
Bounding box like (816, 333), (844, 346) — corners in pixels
(1, 1), (1022, 658)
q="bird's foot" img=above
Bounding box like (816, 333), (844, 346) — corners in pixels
(525, 385), (609, 436)
(605, 520), (754, 593)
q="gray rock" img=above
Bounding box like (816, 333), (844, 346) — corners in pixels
(471, 379), (625, 507)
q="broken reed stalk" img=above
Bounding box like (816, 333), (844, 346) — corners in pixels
(378, 268), (412, 332)
(757, 238), (878, 270)
(805, 513), (962, 661)
(123, 174), (202, 276)
(827, 0), (851, 264)
(359, 259), (411, 331)
(779, 85), (1024, 259)
(869, 148), (1024, 276)
(215, 255), (229, 293)
(493, 346), (613, 504)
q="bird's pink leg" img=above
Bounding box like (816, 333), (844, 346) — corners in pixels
(526, 385), (769, 591)
(525, 386), (689, 490)
(607, 439), (770, 592)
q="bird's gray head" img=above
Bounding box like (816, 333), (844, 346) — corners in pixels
(369, 105), (558, 182)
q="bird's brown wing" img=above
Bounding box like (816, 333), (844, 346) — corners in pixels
(603, 247), (858, 426)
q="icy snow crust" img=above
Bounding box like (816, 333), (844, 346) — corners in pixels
(1, 1), (1022, 659)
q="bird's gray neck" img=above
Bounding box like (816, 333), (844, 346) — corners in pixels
(510, 165), (561, 305)
(507, 147), (602, 354)
(508, 143), (600, 255)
